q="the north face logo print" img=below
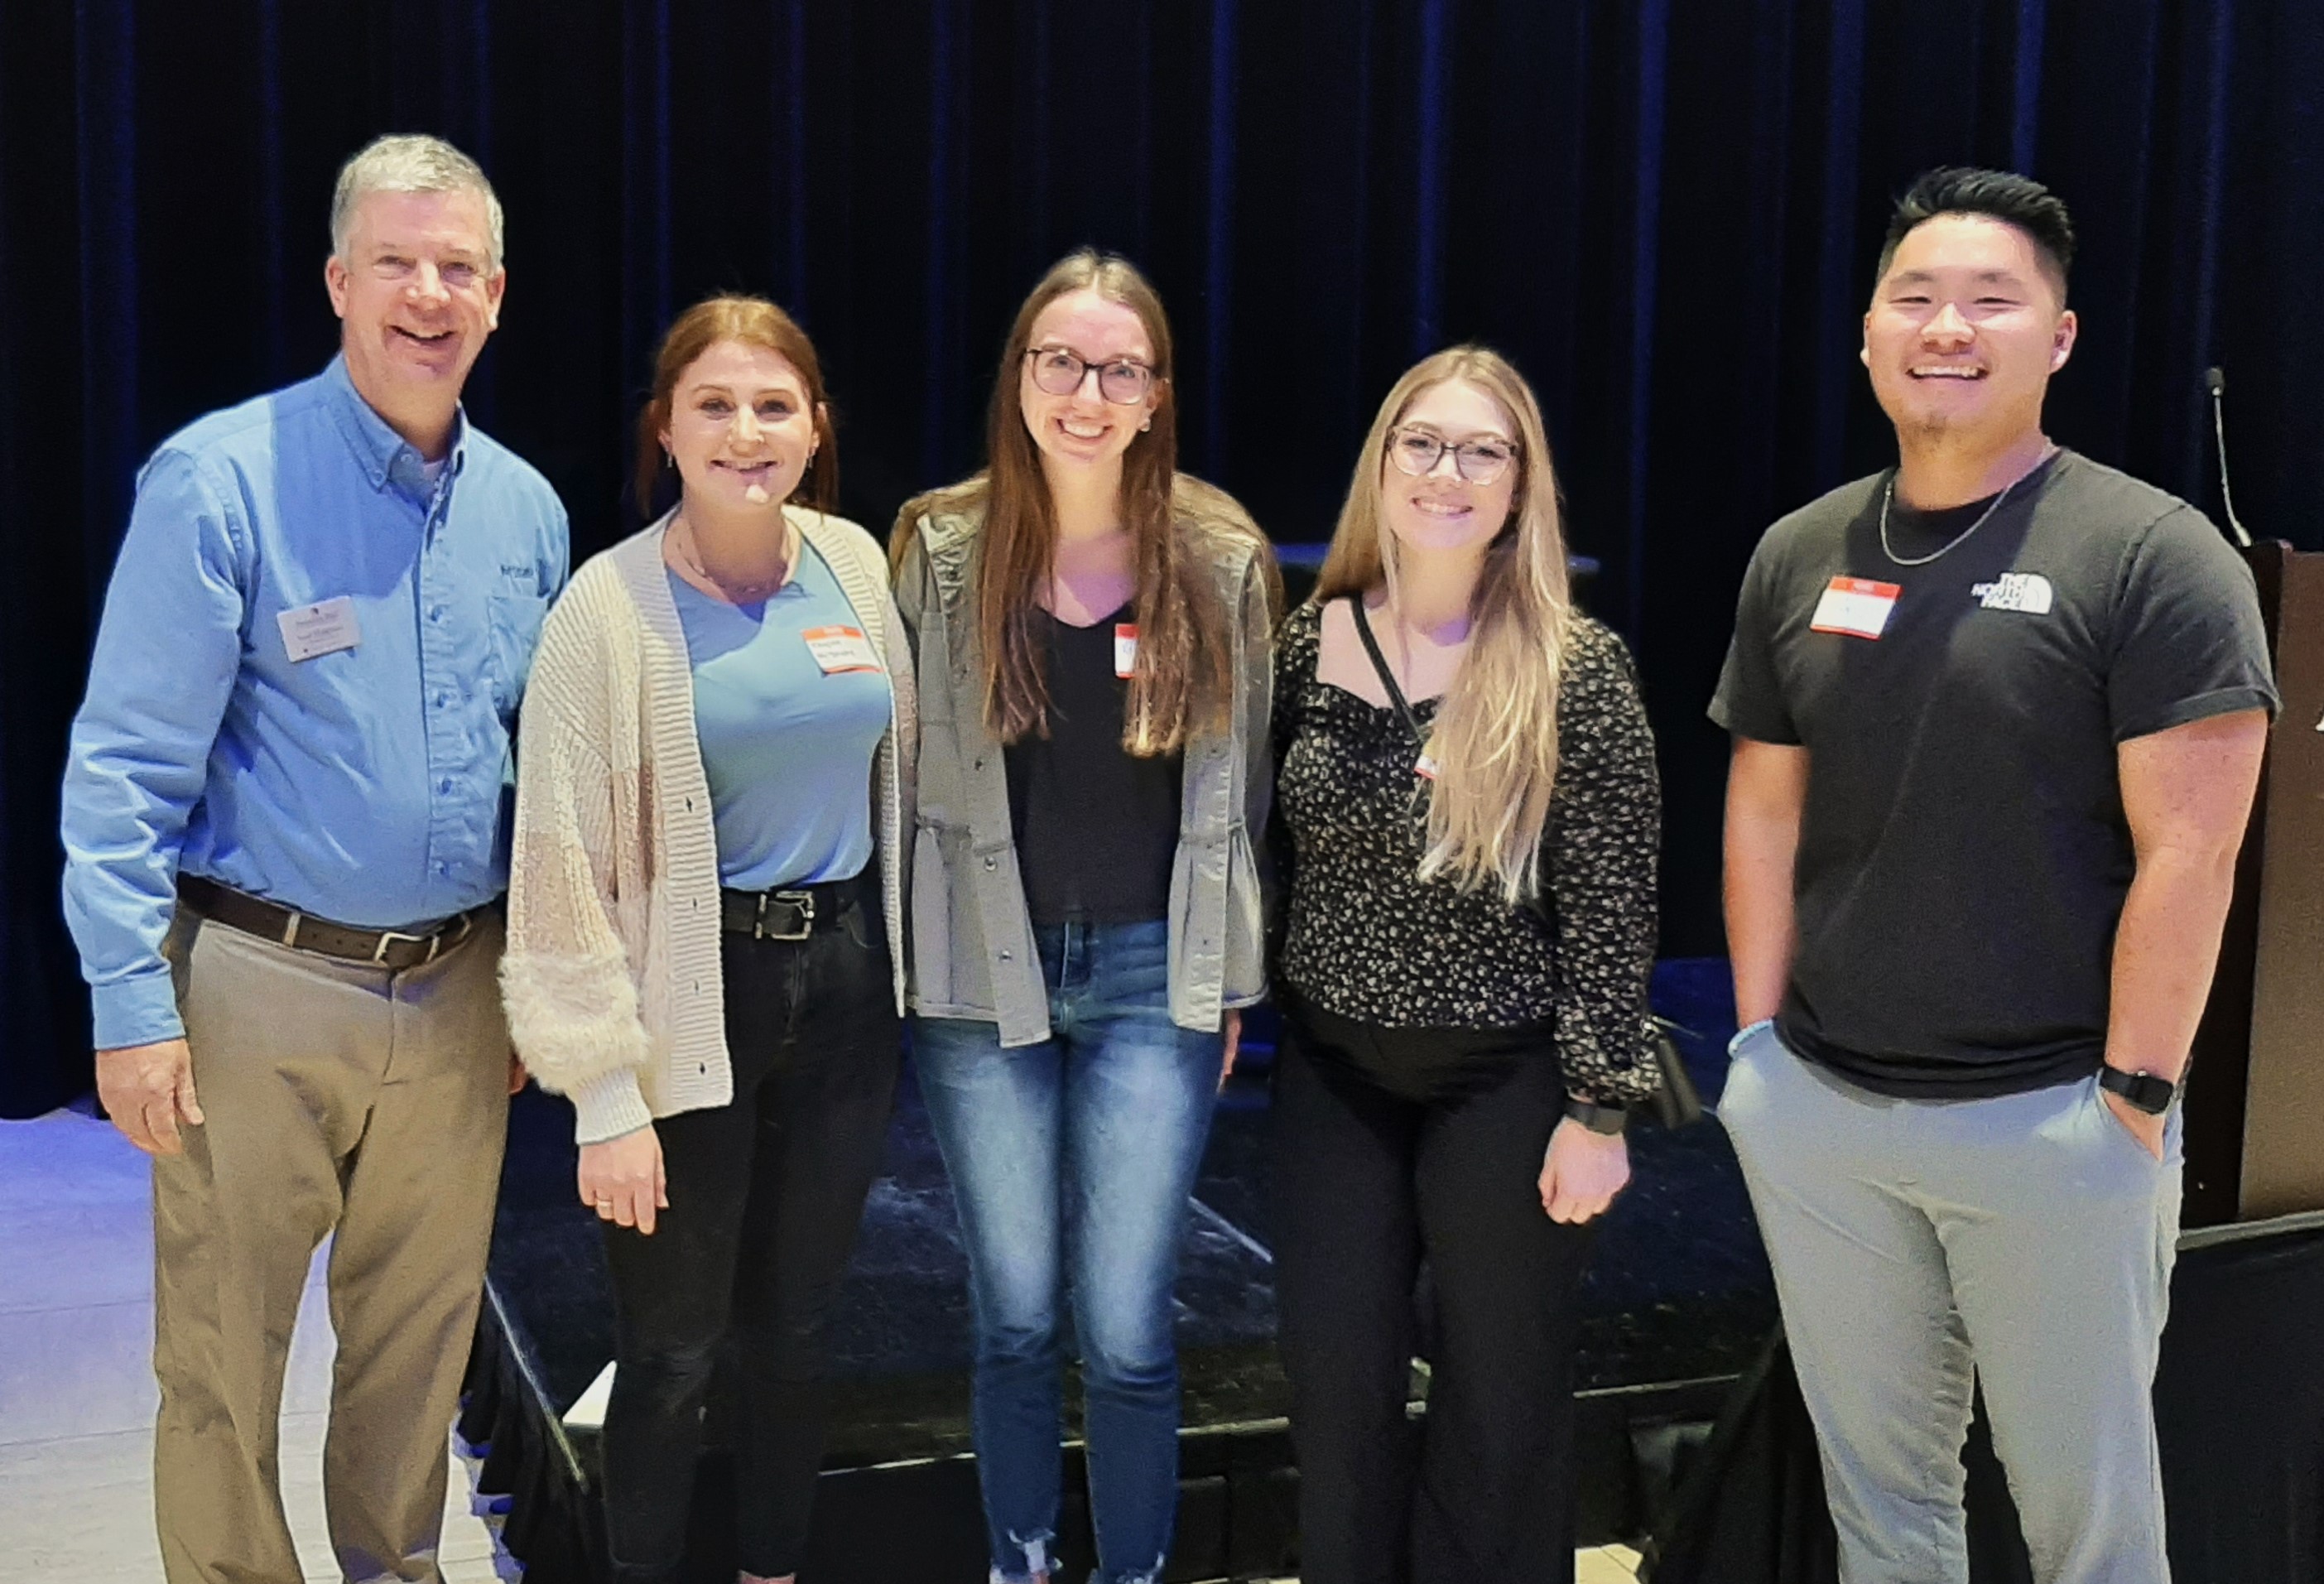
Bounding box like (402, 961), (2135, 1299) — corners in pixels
(1971, 572), (2054, 614)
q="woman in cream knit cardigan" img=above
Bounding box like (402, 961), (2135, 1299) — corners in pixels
(499, 296), (912, 1584)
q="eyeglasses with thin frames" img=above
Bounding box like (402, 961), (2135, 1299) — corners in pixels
(1024, 345), (1157, 406)
(1387, 425), (1519, 486)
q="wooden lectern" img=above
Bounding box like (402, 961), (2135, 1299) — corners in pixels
(2185, 542), (2324, 1225)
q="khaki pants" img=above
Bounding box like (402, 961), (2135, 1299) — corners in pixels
(152, 909), (511, 1584)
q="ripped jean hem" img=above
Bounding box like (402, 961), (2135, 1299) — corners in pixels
(989, 1550), (1168, 1584)
(990, 1530), (1055, 1584)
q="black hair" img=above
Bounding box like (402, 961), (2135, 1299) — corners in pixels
(1876, 166), (2076, 303)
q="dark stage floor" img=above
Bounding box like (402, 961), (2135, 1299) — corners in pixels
(469, 959), (1774, 1581)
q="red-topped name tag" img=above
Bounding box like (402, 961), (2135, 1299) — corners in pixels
(802, 625), (882, 674)
(1114, 623), (1138, 678)
(1809, 577), (1902, 640)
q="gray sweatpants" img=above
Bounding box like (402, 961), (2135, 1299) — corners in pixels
(1719, 1020), (2183, 1584)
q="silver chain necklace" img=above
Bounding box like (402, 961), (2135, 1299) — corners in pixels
(1878, 445), (2056, 568)
(671, 514), (789, 603)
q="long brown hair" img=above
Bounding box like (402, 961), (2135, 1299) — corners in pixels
(898, 250), (1253, 753)
(1315, 347), (1574, 903)
(633, 295), (839, 518)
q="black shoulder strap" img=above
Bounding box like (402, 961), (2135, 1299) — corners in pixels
(1347, 597), (1428, 752)
(1348, 597), (1566, 918)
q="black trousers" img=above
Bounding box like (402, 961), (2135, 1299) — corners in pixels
(600, 893), (901, 1582)
(1271, 1010), (1599, 1584)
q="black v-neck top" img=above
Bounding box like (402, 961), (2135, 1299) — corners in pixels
(1004, 603), (1185, 927)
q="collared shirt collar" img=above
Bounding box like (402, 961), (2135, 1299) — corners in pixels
(321, 354), (470, 499)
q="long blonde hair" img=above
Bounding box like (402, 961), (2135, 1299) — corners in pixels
(893, 250), (1252, 754)
(1314, 347), (1573, 904)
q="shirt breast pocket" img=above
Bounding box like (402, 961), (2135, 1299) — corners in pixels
(488, 590), (551, 715)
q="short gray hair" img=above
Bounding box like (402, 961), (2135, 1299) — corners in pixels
(330, 134), (506, 269)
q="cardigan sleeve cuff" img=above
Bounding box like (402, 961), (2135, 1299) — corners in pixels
(568, 1067), (654, 1145)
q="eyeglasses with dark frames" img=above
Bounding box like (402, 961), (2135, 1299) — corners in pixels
(1024, 345), (1157, 406)
(1387, 425), (1519, 485)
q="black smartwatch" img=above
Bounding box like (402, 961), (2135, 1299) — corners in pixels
(2097, 1064), (2177, 1116)
(1563, 1098), (1629, 1136)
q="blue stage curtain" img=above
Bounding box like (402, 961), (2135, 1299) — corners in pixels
(6, 0), (2322, 1115)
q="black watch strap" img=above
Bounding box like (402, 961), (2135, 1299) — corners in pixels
(1564, 1098), (1629, 1136)
(2097, 1064), (2177, 1115)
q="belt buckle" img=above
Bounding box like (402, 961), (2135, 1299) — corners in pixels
(753, 890), (815, 941)
(371, 927), (438, 965)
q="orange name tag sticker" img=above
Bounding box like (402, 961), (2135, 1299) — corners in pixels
(802, 625), (881, 674)
(1809, 577), (1902, 639)
(1114, 622), (1138, 678)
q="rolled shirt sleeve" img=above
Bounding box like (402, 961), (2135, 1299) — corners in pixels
(2105, 505), (2278, 740)
(1709, 537), (1802, 745)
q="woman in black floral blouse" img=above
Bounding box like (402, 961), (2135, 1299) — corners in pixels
(1268, 345), (1662, 1584)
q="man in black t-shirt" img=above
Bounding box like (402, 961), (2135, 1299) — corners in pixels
(1711, 169), (2274, 1584)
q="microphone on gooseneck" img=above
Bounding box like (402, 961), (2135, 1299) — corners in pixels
(2206, 366), (2254, 548)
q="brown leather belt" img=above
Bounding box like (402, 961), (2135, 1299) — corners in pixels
(178, 875), (485, 969)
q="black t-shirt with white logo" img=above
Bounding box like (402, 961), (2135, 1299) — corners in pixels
(1711, 450), (2278, 1097)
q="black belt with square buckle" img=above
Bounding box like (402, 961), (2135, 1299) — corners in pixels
(178, 875), (484, 969)
(719, 876), (862, 941)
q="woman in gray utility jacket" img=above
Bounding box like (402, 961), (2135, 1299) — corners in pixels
(889, 248), (1277, 1584)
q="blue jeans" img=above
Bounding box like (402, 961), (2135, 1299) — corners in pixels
(913, 918), (1224, 1584)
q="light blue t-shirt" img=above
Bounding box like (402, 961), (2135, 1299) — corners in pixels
(667, 540), (891, 890)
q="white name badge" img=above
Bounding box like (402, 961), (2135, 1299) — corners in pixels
(277, 596), (362, 662)
(1809, 576), (1901, 640)
(802, 624), (882, 675)
(1114, 622), (1138, 679)
(1415, 751), (1440, 782)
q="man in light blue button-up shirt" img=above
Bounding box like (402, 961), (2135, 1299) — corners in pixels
(59, 135), (567, 1584)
